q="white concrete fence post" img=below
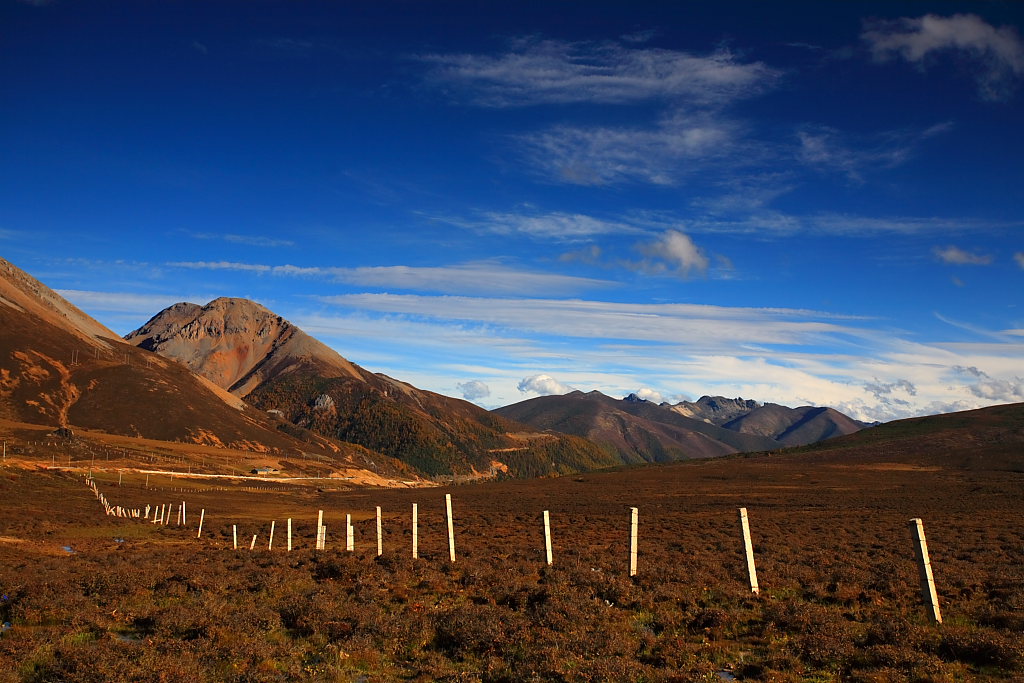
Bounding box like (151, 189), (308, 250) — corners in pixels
(376, 506), (383, 557)
(629, 507), (639, 577)
(909, 518), (942, 624)
(544, 510), (553, 566)
(446, 494), (456, 563)
(411, 503), (418, 559)
(739, 507), (759, 594)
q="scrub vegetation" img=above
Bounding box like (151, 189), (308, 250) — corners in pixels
(0, 403), (1022, 681)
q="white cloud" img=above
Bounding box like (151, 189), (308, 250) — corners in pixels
(634, 387), (664, 403)
(456, 380), (491, 401)
(796, 124), (949, 182)
(188, 232), (294, 248)
(168, 260), (271, 273)
(863, 14), (1024, 101)
(297, 298), (1024, 422)
(805, 214), (1007, 237)
(631, 202), (1019, 238)
(56, 290), (209, 315)
(166, 260), (615, 296)
(517, 374), (574, 395)
(520, 113), (739, 186)
(318, 293), (870, 350)
(952, 365), (1024, 402)
(934, 245), (993, 265)
(629, 229), (711, 278)
(474, 211), (647, 240)
(1015, 252), (1024, 269)
(423, 37), (779, 107)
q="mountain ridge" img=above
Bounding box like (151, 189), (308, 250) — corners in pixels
(127, 297), (615, 477)
(495, 390), (865, 463)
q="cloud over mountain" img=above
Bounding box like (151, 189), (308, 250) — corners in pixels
(518, 374), (573, 395)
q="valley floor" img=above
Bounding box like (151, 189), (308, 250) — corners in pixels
(0, 445), (1022, 682)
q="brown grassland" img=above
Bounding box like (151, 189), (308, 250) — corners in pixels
(0, 403), (1022, 682)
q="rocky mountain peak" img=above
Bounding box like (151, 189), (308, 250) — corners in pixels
(125, 297), (363, 395)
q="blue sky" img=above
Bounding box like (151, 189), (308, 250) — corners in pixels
(3, 1), (1022, 421)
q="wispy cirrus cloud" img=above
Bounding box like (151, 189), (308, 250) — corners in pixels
(166, 260), (614, 296)
(56, 290), (210, 316)
(934, 245), (993, 265)
(447, 210), (649, 241)
(317, 293), (869, 349)
(520, 113), (742, 186)
(186, 232), (295, 248)
(1014, 252), (1024, 269)
(796, 122), (951, 182)
(422, 37), (779, 107)
(305, 293), (1024, 421)
(423, 36), (779, 186)
(862, 13), (1024, 101)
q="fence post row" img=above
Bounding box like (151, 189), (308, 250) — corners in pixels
(79, 478), (947, 621)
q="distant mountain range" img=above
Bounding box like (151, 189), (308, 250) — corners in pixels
(494, 391), (867, 463)
(666, 394), (869, 445)
(2, 255), (871, 478)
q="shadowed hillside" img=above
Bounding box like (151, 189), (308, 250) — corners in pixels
(0, 257), (389, 464)
(494, 390), (781, 463)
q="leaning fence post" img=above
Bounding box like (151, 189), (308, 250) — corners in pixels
(376, 506), (383, 557)
(268, 520), (275, 551)
(446, 494), (456, 563)
(250, 534), (258, 551)
(543, 510), (553, 566)
(629, 507), (639, 576)
(411, 503), (418, 559)
(738, 507), (759, 594)
(197, 509), (205, 538)
(908, 518), (942, 624)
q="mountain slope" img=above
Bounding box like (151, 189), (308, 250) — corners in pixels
(494, 390), (781, 463)
(786, 401), (1024, 470)
(723, 404), (864, 446)
(128, 298), (615, 477)
(0, 257), (361, 458)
